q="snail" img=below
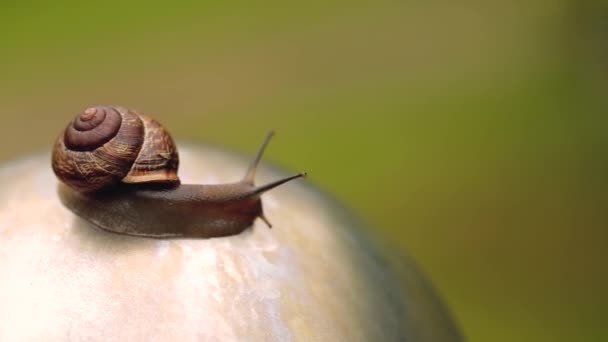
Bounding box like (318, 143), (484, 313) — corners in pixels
(52, 106), (306, 238)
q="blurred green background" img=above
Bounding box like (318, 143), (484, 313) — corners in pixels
(1, 1), (606, 341)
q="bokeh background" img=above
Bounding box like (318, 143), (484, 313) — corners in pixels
(1, 1), (606, 341)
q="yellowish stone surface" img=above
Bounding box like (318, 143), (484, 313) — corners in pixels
(0, 144), (460, 341)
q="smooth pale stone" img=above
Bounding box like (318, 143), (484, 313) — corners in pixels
(0, 144), (461, 342)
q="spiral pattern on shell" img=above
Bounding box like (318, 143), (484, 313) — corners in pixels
(52, 106), (180, 193)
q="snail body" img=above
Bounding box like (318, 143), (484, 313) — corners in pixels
(52, 106), (305, 238)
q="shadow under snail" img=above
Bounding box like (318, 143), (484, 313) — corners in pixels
(52, 106), (306, 238)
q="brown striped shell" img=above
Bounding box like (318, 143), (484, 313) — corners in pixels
(52, 106), (180, 193)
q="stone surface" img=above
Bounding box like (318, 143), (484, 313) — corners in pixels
(0, 143), (460, 341)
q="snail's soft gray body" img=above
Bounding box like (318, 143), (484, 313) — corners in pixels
(58, 182), (263, 238)
(0, 144), (461, 341)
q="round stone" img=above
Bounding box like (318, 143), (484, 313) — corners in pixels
(0, 143), (460, 341)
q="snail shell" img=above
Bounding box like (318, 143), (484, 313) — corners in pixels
(52, 106), (179, 193)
